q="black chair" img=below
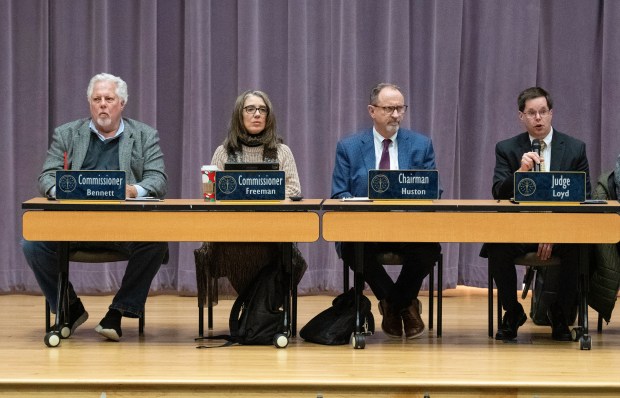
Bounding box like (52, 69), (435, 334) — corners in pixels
(194, 242), (305, 338)
(45, 247), (169, 339)
(487, 252), (562, 337)
(343, 251), (443, 337)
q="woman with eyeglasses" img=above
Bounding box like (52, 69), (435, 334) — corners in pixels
(210, 90), (301, 196)
(196, 90), (306, 334)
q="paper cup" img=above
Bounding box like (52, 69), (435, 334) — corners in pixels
(201, 165), (218, 201)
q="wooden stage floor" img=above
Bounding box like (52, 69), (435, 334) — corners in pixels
(1, 287), (619, 397)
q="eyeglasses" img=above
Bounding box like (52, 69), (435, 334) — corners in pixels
(522, 109), (551, 119)
(243, 105), (269, 115)
(371, 104), (408, 115)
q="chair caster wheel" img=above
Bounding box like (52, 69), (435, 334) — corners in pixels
(44, 331), (61, 347)
(350, 333), (366, 349)
(571, 327), (583, 342)
(579, 335), (591, 350)
(60, 324), (72, 339)
(273, 333), (289, 348)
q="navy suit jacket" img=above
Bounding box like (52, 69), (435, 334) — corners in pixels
(492, 130), (591, 199)
(331, 128), (439, 198)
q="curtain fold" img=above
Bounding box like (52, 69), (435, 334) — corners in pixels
(3, 0), (619, 296)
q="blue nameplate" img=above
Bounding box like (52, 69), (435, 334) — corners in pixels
(514, 171), (586, 202)
(55, 170), (126, 200)
(368, 170), (439, 200)
(215, 171), (286, 200)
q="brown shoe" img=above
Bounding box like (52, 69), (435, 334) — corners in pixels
(402, 299), (425, 339)
(378, 299), (402, 338)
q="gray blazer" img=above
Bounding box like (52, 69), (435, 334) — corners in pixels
(38, 117), (167, 198)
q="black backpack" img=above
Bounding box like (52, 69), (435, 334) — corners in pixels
(197, 262), (285, 347)
(299, 288), (374, 345)
(530, 266), (578, 326)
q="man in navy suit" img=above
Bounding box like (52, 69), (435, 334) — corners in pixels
(484, 87), (591, 342)
(331, 83), (441, 340)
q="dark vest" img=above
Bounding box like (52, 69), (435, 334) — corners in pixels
(81, 133), (121, 170)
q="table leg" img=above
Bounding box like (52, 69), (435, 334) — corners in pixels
(282, 242), (292, 334)
(45, 242), (70, 347)
(576, 244), (591, 350)
(351, 242), (366, 349)
(272, 243), (293, 348)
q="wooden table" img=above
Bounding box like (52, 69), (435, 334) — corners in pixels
(322, 199), (620, 349)
(22, 198), (322, 348)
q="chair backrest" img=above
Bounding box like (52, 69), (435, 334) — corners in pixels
(69, 250), (129, 263)
(69, 248), (169, 264)
(376, 252), (403, 265)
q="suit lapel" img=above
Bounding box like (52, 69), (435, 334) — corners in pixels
(71, 123), (92, 170)
(549, 131), (566, 171)
(119, 126), (133, 175)
(397, 132), (411, 169)
(359, 130), (376, 172)
(517, 133), (531, 158)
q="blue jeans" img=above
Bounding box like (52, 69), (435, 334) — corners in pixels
(22, 240), (168, 318)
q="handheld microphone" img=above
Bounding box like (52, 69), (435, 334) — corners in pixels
(531, 139), (541, 172)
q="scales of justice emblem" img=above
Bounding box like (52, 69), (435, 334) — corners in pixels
(370, 174), (390, 193)
(58, 175), (77, 192)
(217, 175), (237, 194)
(517, 177), (536, 196)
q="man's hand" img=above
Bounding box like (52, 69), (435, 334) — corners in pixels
(126, 184), (138, 198)
(537, 243), (554, 260)
(519, 151), (543, 172)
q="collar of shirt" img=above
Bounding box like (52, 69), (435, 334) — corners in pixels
(529, 127), (553, 170)
(89, 119), (125, 141)
(372, 127), (399, 169)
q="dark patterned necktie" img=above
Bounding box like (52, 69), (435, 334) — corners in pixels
(379, 139), (392, 169)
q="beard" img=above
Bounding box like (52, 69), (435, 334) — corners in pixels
(96, 116), (112, 128)
(385, 122), (400, 134)
(94, 116), (118, 135)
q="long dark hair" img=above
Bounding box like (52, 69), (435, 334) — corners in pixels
(224, 90), (280, 155)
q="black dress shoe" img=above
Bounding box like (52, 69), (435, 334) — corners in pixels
(547, 304), (572, 342)
(496, 304), (527, 341)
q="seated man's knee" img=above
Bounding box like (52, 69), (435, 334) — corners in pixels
(22, 240), (56, 262)
(145, 242), (169, 263)
(154, 242), (168, 254)
(485, 243), (517, 259)
(555, 243), (579, 257)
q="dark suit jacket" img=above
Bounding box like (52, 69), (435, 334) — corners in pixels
(491, 130), (591, 200)
(331, 127), (438, 198)
(38, 117), (167, 198)
(480, 129), (591, 258)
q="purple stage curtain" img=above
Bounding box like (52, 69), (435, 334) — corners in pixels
(2, 0), (619, 297)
